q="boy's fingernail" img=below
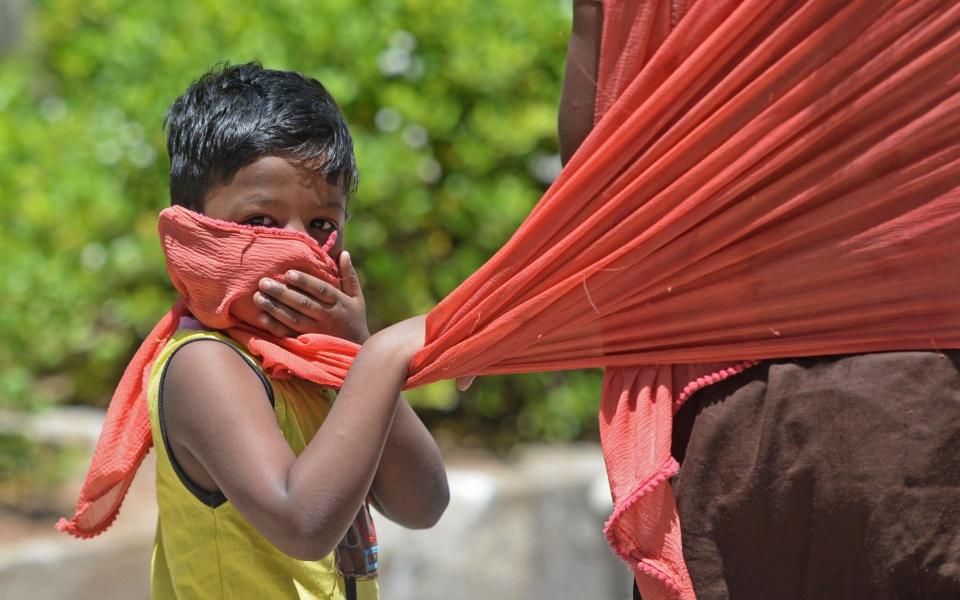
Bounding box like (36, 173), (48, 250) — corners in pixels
(286, 271), (299, 282)
(259, 315), (270, 325)
(259, 278), (277, 291)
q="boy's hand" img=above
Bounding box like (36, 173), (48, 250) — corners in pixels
(364, 314), (426, 374)
(253, 251), (370, 343)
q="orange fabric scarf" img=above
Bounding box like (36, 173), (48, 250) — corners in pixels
(57, 207), (359, 537)
(406, 1), (960, 597)
(63, 3), (960, 599)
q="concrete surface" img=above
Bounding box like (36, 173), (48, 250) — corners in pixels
(0, 409), (632, 599)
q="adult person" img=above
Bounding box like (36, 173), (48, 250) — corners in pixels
(557, 2), (960, 598)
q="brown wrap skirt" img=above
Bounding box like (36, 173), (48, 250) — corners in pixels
(670, 351), (960, 600)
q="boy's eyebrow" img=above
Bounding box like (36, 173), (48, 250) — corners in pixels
(239, 194), (345, 210)
(240, 194), (283, 207)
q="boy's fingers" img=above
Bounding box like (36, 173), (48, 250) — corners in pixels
(282, 272), (339, 306)
(254, 291), (318, 334)
(259, 279), (327, 316)
(339, 251), (364, 300)
(256, 311), (298, 338)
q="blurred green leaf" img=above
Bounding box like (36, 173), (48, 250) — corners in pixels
(0, 0), (601, 447)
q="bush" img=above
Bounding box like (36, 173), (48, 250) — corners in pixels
(0, 0), (602, 446)
(0, 432), (83, 516)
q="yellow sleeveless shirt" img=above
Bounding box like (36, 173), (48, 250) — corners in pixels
(147, 328), (380, 600)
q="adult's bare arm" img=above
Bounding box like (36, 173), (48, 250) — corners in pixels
(558, 0), (603, 165)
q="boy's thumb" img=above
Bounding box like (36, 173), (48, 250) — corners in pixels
(340, 251), (362, 298)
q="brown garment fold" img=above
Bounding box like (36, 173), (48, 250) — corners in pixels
(672, 351), (960, 600)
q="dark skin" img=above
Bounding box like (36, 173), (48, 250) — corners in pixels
(163, 156), (449, 561)
(559, 0), (603, 165)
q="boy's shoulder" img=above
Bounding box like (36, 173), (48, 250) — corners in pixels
(159, 331), (269, 407)
(160, 322), (268, 385)
(151, 326), (283, 510)
(156, 323), (334, 417)
(153, 324), (254, 378)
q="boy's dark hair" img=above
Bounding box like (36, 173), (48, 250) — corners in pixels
(164, 61), (358, 211)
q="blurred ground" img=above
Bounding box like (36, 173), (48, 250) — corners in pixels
(0, 409), (632, 600)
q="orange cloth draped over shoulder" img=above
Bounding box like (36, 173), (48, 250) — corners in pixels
(62, 2), (960, 598)
(57, 207), (361, 537)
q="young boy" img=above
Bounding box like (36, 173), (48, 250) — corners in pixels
(151, 62), (448, 599)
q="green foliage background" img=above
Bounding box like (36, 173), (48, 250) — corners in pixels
(0, 0), (601, 448)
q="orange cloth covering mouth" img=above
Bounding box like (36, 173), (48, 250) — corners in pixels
(158, 207), (359, 383)
(56, 206), (360, 538)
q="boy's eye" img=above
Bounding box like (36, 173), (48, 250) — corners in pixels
(244, 215), (275, 227)
(311, 219), (336, 232)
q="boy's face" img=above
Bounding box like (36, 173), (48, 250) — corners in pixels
(204, 156), (348, 256)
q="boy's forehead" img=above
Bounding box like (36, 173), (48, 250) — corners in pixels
(211, 156), (347, 208)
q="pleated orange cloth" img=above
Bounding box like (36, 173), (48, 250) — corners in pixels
(62, 2), (960, 598)
(405, 1), (960, 597)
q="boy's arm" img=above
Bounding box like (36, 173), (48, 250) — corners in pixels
(163, 316), (447, 561)
(367, 396), (448, 528)
(252, 252), (448, 528)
